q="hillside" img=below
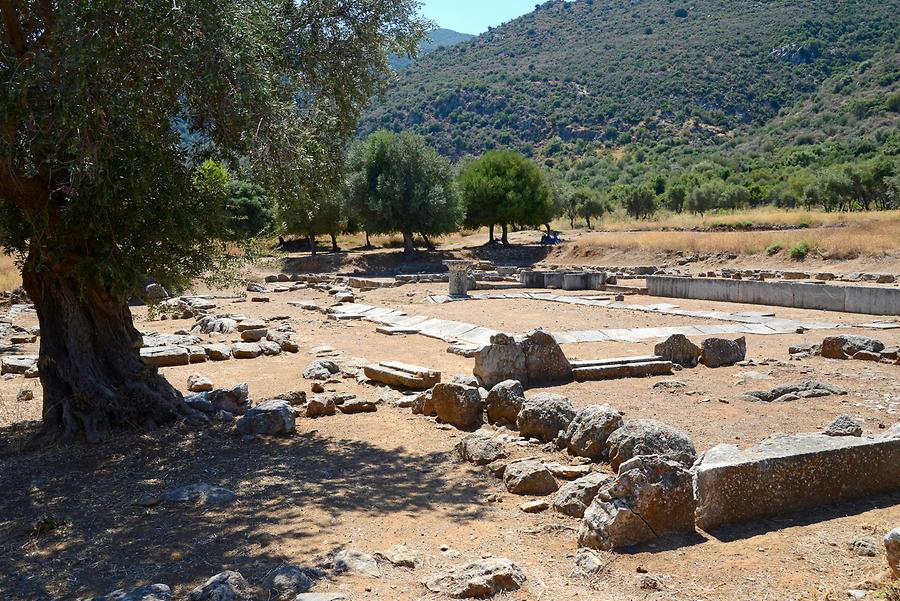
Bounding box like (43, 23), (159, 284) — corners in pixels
(362, 0), (899, 160)
(389, 28), (474, 70)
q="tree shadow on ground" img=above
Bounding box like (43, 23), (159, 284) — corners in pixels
(0, 421), (488, 600)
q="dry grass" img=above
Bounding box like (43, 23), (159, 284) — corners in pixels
(569, 207), (900, 232)
(0, 254), (21, 290)
(567, 219), (900, 259)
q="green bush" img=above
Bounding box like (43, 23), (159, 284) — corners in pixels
(766, 242), (783, 255)
(789, 241), (811, 259)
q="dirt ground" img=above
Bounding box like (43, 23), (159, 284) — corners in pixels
(1, 261), (899, 600)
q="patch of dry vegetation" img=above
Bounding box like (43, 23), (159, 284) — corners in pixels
(0, 254), (21, 290)
(566, 219), (900, 260)
(585, 208), (900, 232)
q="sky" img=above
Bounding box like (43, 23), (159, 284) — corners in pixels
(419, 0), (538, 35)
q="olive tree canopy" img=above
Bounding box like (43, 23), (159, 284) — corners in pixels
(0, 0), (426, 442)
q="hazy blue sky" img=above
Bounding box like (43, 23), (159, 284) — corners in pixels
(420, 0), (538, 34)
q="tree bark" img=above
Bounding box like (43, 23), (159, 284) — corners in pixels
(421, 233), (434, 251)
(401, 230), (415, 254)
(585, 216), (592, 229)
(488, 224), (494, 244)
(364, 231), (372, 249)
(307, 233), (316, 255)
(330, 234), (339, 253)
(21, 264), (190, 444)
(500, 223), (510, 247)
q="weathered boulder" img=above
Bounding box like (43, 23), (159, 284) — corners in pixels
(566, 404), (624, 461)
(821, 335), (885, 359)
(424, 558), (526, 598)
(693, 433), (900, 530)
(208, 383), (250, 415)
(307, 394), (336, 417)
(187, 373), (213, 393)
(263, 566), (312, 600)
(193, 316), (238, 335)
(92, 584), (172, 601)
(503, 459), (558, 495)
(256, 340), (281, 356)
(553, 472), (614, 518)
(430, 383), (483, 428)
(578, 455), (695, 550)
(162, 483), (237, 506)
(240, 328), (268, 342)
(333, 549), (380, 578)
(187, 571), (257, 601)
(304, 359), (340, 380)
(474, 329), (572, 388)
(824, 414), (863, 437)
(375, 544), (420, 569)
(738, 380), (847, 403)
(485, 379), (525, 424)
(886, 528), (900, 579)
(700, 336), (746, 368)
(456, 433), (509, 465)
(236, 399), (295, 435)
(654, 334), (701, 368)
(517, 393), (576, 443)
(606, 419), (697, 471)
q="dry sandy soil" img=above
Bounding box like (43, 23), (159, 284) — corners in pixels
(1, 253), (899, 600)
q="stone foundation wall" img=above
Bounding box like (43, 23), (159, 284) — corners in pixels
(647, 276), (900, 315)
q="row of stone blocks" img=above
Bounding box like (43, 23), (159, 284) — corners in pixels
(647, 275), (900, 315)
(519, 270), (607, 290)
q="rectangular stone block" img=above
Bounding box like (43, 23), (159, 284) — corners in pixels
(140, 346), (190, 367)
(573, 359), (673, 381)
(363, 361), (441, 389)
(693, 433), (900, 531)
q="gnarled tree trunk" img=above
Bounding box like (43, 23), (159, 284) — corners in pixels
(401, 230), (415, 254)
(500, 223), (510, 247)
(22, 264), (189, 444)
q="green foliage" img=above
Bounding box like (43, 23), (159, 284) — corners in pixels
(574, 189), (608, 229)
(362, 0), (898, 161)
(789, 240), (811, 259)
(766, 242), (784, 255)
(1, 0), (428, 296)
(224, 180), (274, 240)
(616, 184), (657, 220)
(347, 130), (462, 250)
(458, 150), (553, 237)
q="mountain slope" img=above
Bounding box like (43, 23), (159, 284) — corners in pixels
(362, 0), (898, 159)
(389, 28), (474, 70)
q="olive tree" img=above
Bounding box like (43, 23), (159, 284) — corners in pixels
(458, 150), (553, 245)
(0, 1), (425, 442)
(347, 130), (462, 253)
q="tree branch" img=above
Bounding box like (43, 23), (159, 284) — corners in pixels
(0, 161), (47, 211)
(0, 0), (25, 56)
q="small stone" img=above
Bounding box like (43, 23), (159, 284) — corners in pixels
(375, 544), (420, 569)
(424, 558), (526, 598)
(572, 548), (604, 576)
(186, 373), (213, 393)
(848, 537), (877, 557)
(187, 571), (256, 601)
(825, 414), (863, 437)
(263, 566), (313, 600)
(231, 342), (261, 359)
(885, 527), (900, 578)
(338, 399), (378, 414)
(16, 389), (34, 402)
(92, 584), (172, 601)
(162, 483), (237, 506)
(333, 549), (380, 578)
(311, 382), (325, 393)
(519, 499), (549, 513)
(303, 359), (340, 380)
